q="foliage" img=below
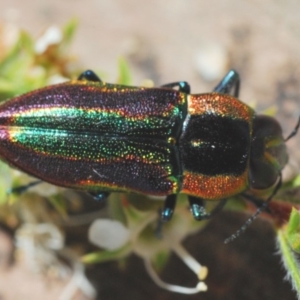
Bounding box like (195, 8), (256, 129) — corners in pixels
(0, 19), (299, 298)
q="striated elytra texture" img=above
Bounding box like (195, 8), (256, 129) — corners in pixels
(0, 81), (186, 195)
(0, 79), (286, 201)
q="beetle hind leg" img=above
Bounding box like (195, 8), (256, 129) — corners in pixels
(78, 70), (102, 82)
(161, 194), (177, 221)
(188, 196), (227, 220)
(213, 69), (240, 97)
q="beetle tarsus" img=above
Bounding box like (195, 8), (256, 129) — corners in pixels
(155, 210), (164, 239)
(189, 197), (227, 220)
(214, 69), (240, 97)
(161, 81), (191, 94)
(161, 194), (177, 221)
(8, 180), (43, 195)
(89, 191), (110, 202)
(188, 197), (207, 220)
(78, 70), (102, 82)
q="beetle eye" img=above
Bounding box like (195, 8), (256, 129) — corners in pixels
(249, 115), (288, 190)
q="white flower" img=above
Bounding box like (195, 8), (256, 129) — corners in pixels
(35, 26), (63, 54)
(85, 194), (209, 294)
(89, 219), (130, 250)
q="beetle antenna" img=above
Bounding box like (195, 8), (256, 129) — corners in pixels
(285, 116), (300, 142)
(224, 173), (282, 244)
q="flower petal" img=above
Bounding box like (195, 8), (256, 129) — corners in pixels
(88, 219), (130, 250)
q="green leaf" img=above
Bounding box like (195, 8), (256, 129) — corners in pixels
(277, 227), (300, 297)
(82, 244), (131, 264)
(62, 18), (78, 46)
(288, 174), (300, 189)
(286, 208), (300, 253)
(48, 194), (68, 217)
(0, 162), (13, 204)
(117, 57), (132, 85)
(151, 249), (170, 272)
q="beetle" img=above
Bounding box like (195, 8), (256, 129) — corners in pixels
(0, 69), (297, 222)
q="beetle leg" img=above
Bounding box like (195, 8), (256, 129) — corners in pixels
(213, 69), (240, 97)
(188, 196), (227, 220)
(78, 70), (102, 82)
(161, 194), (177, 221)
(88, 191), (110, 202)
(8, 180), (43, 195)
(161, 81), (191, 94)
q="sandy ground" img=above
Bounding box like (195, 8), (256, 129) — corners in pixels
(0, 0), (299, 299)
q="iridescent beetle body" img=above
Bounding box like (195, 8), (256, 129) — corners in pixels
(0, 70), (291, 221)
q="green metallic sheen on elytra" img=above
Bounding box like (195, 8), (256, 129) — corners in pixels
(0, 80), (187, 195)
(10, 127), (171, 163)
(11, 107), (179, 135)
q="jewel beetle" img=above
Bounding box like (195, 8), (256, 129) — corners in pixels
(0, 69), (297, 222)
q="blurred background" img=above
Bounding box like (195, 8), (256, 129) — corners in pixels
(0, 0), (299, 299)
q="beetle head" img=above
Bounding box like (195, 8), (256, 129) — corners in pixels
(249, 115), (288, 190)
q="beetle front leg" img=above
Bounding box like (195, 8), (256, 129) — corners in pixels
(78, 70), (102, 82)
(188, 196), (227, 220)
(213, 69), (240, 97)
(161, 81), (191, 94)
